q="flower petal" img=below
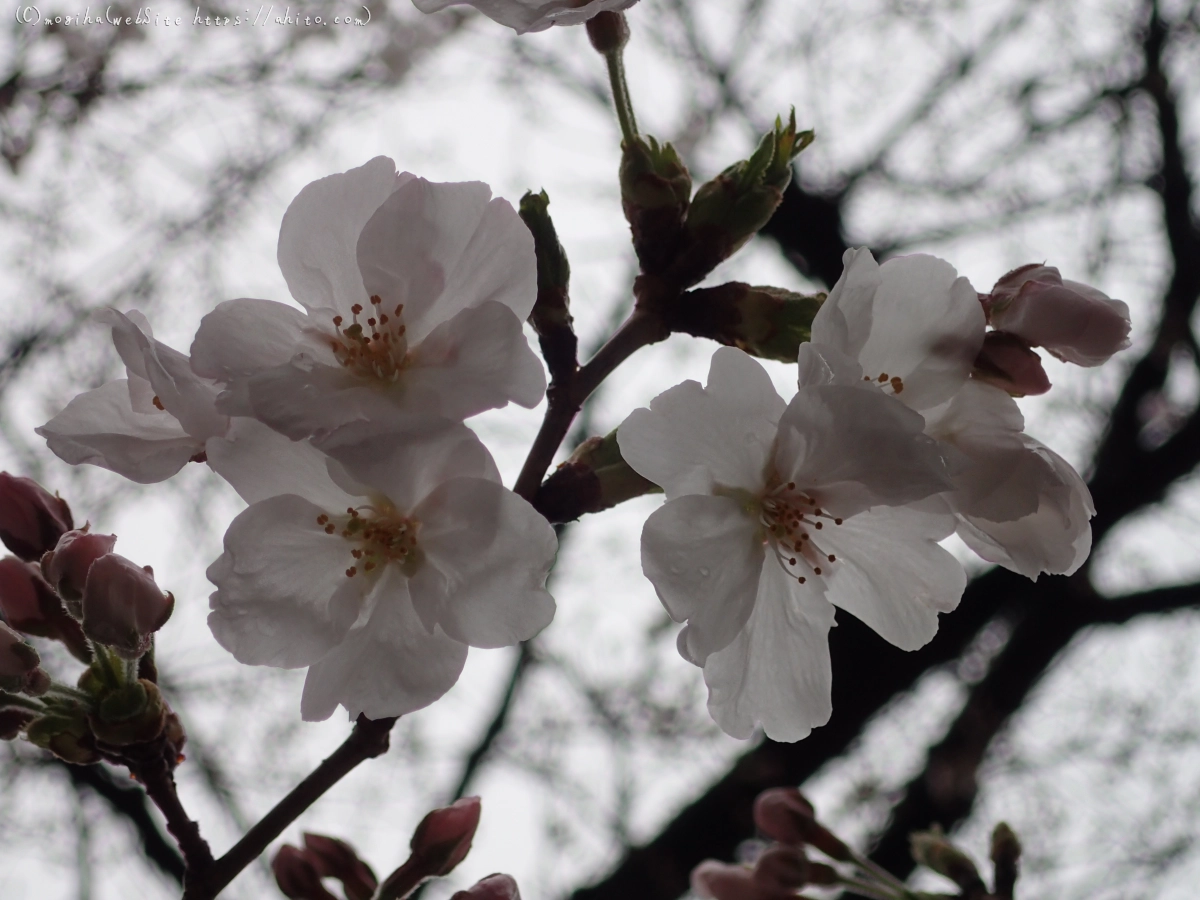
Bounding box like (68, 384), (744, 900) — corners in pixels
(357, 178), (537, 345)
(277, 157), (411, 314)
(774, 384), (952, 517)
(956, 437), (1094, 579)
(409, 477), (557, 648)
(191, 298), (322, 389)
(207, 494), (366, 668)
(818, 505), (964, 651)
(618, 348), (784, 499)
(403, 301), (546, 418)
(37, 380), (201, 483)
(812, 249), (984, 410)
(702, 557), (835, 742)
(299, 565), (468, 721)
(315, 418), (500, 511)
(205, 418), (357, 510)
(640, 494), (765, 663)
(412, 0), (639, 33)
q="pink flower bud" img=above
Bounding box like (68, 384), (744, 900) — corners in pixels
(303, 833), (377, 900)
(752, 788), (850, 861)
(971, 332), (1052, 397)
(0, 557), (57, 633)
(1, 621), (48, 694)
(691, 861), (791, 900)
(272, 845), (340, 900)
(80, 554), (174, 659)
(450, 874), (522, 900)
(41, 529), (118, 604)
(752, 845), (811, 892)
(984, 265), (1131, 367)
(0, 473), (73, 562)
(409, 795), (481, 877)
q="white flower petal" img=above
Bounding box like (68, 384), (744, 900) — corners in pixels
(240, 359), (388, 440)
(702, 558), (835, 742)
(641, 494), (764, 663)
(813, 249), (984, 410)
(412, 0), (639, 35)
(315, 418), (500, 512)
(205, 418), (357, 509)
(796, 342), (865, 387)
(409, 477), (557, 648)
(818, 506), (963, 651)
(774, 384), (951, 517)
(357, 178), (537, 345)
(403, 301), (546, 418)
(299, 565), (468, 721)
(956, 437), (1094, 579)
(618, 348), (784, 499)
(277, 157), (411, 315)
(191, 298), (321, 390)
(37, 380), (201, 483)
(207, 494), (366, 667)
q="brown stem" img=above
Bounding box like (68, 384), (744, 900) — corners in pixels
(184, 715), (397, 900)
(138, 757), (214, 876)
(513, 308), (666, 503)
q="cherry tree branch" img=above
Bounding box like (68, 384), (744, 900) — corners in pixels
(182, 715), (397, 900)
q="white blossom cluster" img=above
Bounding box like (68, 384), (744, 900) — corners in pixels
(38, 158), (1126, 740)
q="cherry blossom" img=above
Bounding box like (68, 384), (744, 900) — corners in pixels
(37, 310), (228, 483)
(983, 264), (1132, 367)
(812, 247), (1094, 579)
(411, 0), (639, 34)
(617, 347), (964, 741)
(205, 416), (557, 721)
(190, 157), (545, 442)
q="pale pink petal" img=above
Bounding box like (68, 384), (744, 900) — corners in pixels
(408, 478), (556, 648)
(640, 494), (764, 664)
(37, 380), (201, 483)
(300, 565), (468, 721)
(703, 558), (835, 742)
(773, 384), (951, 518)
(412, 0), (639, 33)
(277, 157), (411, 315)
(796, 342), (864, 387)
(239, 359), (388, 440)
(191, 298), (321, 388)
(812, 249), (984, 410)
(617, 348), (784, 499)
(817, 506), (964, 651)
(314, 418), (500, 512)
(207, 494), (367, 667)
(357, 178), (537, 345)
(403, 301), (546, 418)
(205, 418), (357, 510)
(956, 437), (1094, 579)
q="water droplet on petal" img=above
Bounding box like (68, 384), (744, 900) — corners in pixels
(699, 567), (710, 578)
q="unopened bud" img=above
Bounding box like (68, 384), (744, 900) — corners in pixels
(273, 844), (340, 900)
(0, 621), (49, 694)
(41, 528), (117, 608)
(0, 706), (36, 740)
(691, 861), (790, 900)
(0, 473), (73, 562)
(80, 554), (173, 659)
(972, 331), (1051, 397)
(519, 190), (576, 381)
(753, 789), (849, 861)
(89, 679), (168, 746)
(752, 844), (811, 892)
(910, 827), (986, 894)
(669, 283), (824, 361)
(990, 822), (1021, 899)
(674, 112), (813, 288)
(303, 833), (377, 900)
(984, 264), (1131, 367)
(586, 11), (629, 54)
(0, 557), (58, 634)
(535, 430), (659, 524)
(620, 135), (692, 274)
(27, 711), (100, 764)
(450, 873), (522, 900)
(410, 795), (481, 876)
